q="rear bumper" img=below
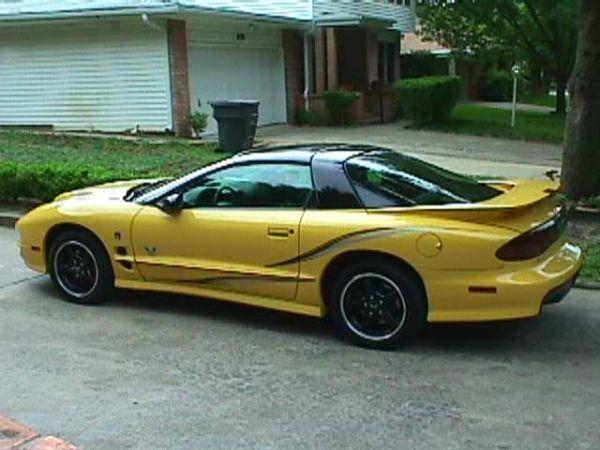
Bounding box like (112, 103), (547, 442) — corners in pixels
(542, 271), (579, 305)
(427, 241), (584, 322)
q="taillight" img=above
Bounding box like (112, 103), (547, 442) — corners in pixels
(496, 209), (567, 261)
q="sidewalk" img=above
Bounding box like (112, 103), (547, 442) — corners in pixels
(469, 101), (555, 114)
(256, 123), (561, 179)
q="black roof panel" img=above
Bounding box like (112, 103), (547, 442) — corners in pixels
(233, 144), (384, 164)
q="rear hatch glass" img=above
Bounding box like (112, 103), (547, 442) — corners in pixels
(346, 151), (502, 208)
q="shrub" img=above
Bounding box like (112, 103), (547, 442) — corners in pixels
(189, 111), (209, 136)
(295, 106), (309, 125)
(0, 162), (149, 202)
(395, 76), (461, 126)
(482, 69), (513, 101)
(295, 106), (327, 126)
(322, 90), (360, 125)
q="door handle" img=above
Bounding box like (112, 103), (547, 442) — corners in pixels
(268, 227), (293, 238)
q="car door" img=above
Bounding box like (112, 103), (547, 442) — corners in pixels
(130, 162), (312, 301)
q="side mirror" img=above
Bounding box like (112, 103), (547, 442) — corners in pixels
(156, 193), (183, 215)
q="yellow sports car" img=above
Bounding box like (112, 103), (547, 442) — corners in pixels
(17, 145), (583, 349)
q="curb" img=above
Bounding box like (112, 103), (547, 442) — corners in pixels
(571, 207), (600, 222)
(574, 281), (600, 291)
(0, 214), (20, 229)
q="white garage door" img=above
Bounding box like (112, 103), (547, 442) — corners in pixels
(187, 20), (287, 134)
(0, 19), (171, 132)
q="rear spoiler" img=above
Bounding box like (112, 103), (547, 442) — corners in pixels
(478, 179), (560, 210)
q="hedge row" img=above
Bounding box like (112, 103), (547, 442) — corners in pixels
(395, 76), (461, 126)
(0, 161), (150, 203)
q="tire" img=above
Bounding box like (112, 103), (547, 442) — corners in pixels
(328, 259), (427, 350)
(48, 230), (114, 305)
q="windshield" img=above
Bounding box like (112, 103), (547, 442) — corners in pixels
(345, 151), (502, 208)
(123, 179), (173, 201)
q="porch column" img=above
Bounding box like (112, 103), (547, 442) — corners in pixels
(366, 31), (379, 85)
(282, 30), (304, 122)
(326, 27), (338, 90)
(314, 27), (327, 94)
(167, 19), (191, 137)
(393, 41), (401, 81)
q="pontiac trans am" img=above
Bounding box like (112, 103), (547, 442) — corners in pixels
(16, 145), (583, 349)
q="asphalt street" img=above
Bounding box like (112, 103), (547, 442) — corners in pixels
(0, 227), (598, 449)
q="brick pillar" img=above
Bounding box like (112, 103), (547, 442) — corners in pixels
(326, 27), (338, 90)
(314, 27), (327, 95)
(282, 30), (304, 123)
(366, 32), (379, 85)
(167, 20), (191, 137)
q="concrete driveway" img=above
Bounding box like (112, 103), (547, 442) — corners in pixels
(257, 124), (561, 179)
(1, 227), (599, 450)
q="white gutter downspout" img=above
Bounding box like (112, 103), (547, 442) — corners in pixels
(303, 31), (311, 112)
(301, 1), (316, 111)
(141, 13), (164, 31)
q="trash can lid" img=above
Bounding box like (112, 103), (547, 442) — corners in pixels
(209, 100), (260, 107)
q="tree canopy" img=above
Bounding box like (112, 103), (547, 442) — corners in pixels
(418, 0), (579, 114)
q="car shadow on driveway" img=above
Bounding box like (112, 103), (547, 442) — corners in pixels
(29, 279), (596, 357)
(112, 287), (332, 339)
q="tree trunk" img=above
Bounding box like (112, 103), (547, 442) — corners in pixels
(555, 80), (567, 115)
(561, 0), (600, 200)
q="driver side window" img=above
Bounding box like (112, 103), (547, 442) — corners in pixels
(182, 163), (313, 209)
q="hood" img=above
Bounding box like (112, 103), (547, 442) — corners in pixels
(53, 179), (162, 202)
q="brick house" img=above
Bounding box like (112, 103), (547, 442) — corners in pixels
(0, 1), (417, 136)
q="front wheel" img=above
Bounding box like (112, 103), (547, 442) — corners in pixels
(329, 260), (427, 350)
(49, 230), (114, 305)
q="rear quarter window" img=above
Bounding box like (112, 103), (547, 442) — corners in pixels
(345, 151), (501, 208)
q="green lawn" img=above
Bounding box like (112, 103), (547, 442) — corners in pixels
(0, 131), (226, 176)
(432, 104), (565, 144)
(581, 241), (600, 283)
(0, 131), (230, 202)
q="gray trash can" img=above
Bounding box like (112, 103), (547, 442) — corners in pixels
(210, 100), (259, 152)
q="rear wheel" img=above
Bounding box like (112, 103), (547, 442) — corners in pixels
(329, 260), (427, 349)
(49, 230), (114, 305)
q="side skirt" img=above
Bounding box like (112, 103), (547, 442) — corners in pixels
(115, 279), (325, 318)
